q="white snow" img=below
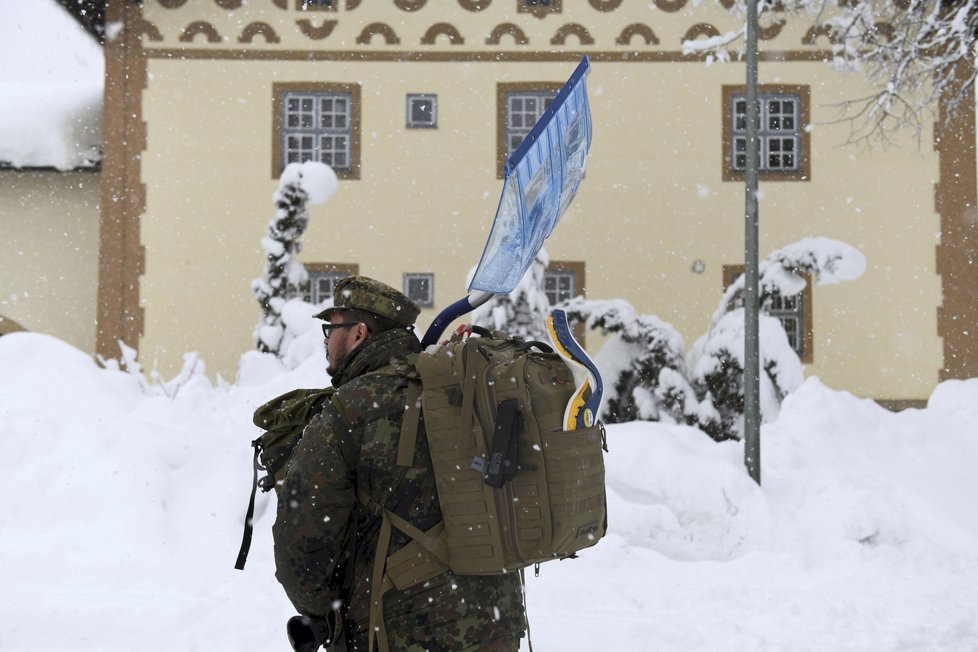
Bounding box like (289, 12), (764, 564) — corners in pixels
(0, 0), (103, 170)
(278, 161), (339, 206)
(1, 332), (976, 651)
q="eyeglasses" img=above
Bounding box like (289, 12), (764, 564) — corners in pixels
(321, 322), (357, 341)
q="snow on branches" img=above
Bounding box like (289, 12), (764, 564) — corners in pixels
(252, 161), (337, 356)
(684, 0), (977, 145)
(714, 236), (867, 323)
(559, 297), (706, 426)
(689, 236), (865, 439)
(823, 0), (976, 145)
(565, 237), (865, 441)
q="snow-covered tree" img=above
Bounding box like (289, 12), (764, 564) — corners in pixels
(560, 298), (702, 425)
(824, 0), (976, 145)
(683, 0), (977, 145)
(252, 162), (337, 356)
(563, 237), (865, 441)
(687, 309), (803, 440)
(687, 237), (866, 440)
(470, 247), (553, 342)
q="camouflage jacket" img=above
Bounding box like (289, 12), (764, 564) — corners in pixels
(272, 328), (525, 651)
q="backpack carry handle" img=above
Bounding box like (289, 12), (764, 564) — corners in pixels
(518, 340), (553, 354)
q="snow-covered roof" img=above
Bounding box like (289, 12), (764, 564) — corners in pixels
(0, 0), (103, 171)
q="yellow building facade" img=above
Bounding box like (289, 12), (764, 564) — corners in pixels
(0, 171), (101, 350)
(94, 0), (976, 403)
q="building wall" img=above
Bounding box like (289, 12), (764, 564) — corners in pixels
(0, 170), (100, 352)
(128, 0), (957, 399)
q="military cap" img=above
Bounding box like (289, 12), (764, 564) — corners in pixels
(313, 275), (421, 327)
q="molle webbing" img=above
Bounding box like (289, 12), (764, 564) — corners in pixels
(415, 332), (608, 576)
(363, 332), (608, 650)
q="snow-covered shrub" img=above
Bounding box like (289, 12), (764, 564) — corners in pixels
(560, 297), (692, 425)
(470, 248), (553, 342)
(688, 237), (866, 440)
(689, 310), (804, 441)
(563, 237), (865, 441)
(252, 162), (337, 356)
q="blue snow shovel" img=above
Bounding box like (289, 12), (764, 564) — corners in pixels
(420, 55), (593, 348)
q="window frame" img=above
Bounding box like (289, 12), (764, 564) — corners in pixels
(518, 0), (561, 18)
(304, 263), (359, 304)
(722, 85), (810, 182)
(403, 272), (435, 308)
(297, 0), (336, 10)
(546, 260), (586, 345)
(272, 82), (361, 180)
(723, 264), (813, 363)
(496, 82), (563, 179)
(406, 93), (438, 129)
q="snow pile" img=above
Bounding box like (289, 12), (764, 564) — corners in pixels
(1, 332), (976, 651)
(0, 0), (103, 170)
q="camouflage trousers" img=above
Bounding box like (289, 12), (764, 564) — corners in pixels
(475, 637), (521, 652)
(338, 633), (521, 651)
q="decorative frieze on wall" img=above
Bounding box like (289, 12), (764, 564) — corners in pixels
(139, 0), (851, 60)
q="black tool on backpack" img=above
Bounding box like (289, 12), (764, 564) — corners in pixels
(485, 398), (521, 488)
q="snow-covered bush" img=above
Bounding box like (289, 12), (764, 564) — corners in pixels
(687, 237), (866, 440)
(688, 310), (804, 440)
(252, 162), (337, 356)
(560, 297), (696, 425)
(470, 247), (553, 342)
(566, 237), (866, 441)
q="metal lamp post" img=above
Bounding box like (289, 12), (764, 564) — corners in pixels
(743, 0), (762, 485)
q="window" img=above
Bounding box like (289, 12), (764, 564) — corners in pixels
(272, 83), (361, 180)
(544, 269), (576, 306)
(303, 263), (358, 304)
(403, 273), (435, 308)
(768, 292), (805, 356)
(298, 0), (335, 9)
(723, 265), (813, 363)
(518, 0), (561, 17)
(722, 85), (810, 182)
(497, 82), (562, 178)
(406, 94), (438, 129)
(546, 260), (586, 344)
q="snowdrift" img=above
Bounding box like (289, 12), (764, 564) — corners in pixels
(1, 332), (976, 651)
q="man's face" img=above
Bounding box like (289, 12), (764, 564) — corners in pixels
(324, 312), (363, 376)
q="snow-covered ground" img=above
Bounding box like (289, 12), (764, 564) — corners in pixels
(1, 332), (976, 651)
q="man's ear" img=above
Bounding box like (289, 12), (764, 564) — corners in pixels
(354, 322), (370, 344)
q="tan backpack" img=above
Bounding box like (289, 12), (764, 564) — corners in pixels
(368, 325), (607, 585)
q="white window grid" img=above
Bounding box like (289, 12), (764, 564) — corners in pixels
(306, 271), (350, 304)
(283, 92), (352, 171)
(404, 273), (435, 308)
(505, 91), (557, 160)
(769, 291), (804, 356)
(406, 94), (438, 129)
(731, 93), (800, 173)
(544, 270), (577, 306)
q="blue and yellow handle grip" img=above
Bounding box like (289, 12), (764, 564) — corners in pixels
(545, 309), (603, 430)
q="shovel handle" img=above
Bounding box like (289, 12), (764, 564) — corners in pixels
(420, 291), (493, 348)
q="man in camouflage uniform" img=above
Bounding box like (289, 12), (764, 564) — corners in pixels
(273, 276), (525, 652)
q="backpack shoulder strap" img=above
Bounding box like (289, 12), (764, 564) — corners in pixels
(358, 482), (450, 652)
(396, 379), (422, 467)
